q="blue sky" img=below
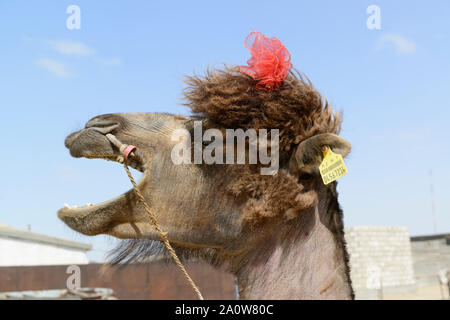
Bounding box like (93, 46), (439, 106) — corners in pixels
(1, 1), (449, 262)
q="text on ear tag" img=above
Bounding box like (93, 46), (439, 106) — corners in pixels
(319, 146), (348, 185)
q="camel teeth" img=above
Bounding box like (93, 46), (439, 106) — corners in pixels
(64, 203), (93, 209)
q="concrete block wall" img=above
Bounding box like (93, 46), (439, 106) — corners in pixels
(410, 235), (450, 287)
(345, 226), (416, 298)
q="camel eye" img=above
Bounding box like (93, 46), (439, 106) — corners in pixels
(299, 173), (313, 181)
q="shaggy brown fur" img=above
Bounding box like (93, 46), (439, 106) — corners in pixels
(183, 66), (342, 158)
(220, 165), (318, 226)
(183, 66), (340, 225)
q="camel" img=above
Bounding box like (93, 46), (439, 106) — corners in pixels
(58, 34), (354, 299)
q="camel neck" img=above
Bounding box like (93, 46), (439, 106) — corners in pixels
(236, 187), (353, 300)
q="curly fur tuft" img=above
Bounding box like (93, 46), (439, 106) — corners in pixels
(183, 66), (342, 156)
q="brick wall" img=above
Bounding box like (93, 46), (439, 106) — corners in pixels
(0, 262), (237, 300)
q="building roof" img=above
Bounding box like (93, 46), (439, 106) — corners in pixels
(411, 233), (450, 242)
(0, 223), (92, 251)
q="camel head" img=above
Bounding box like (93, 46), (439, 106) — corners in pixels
(59, 111), (252, 250)
(58, 67), (351, 269)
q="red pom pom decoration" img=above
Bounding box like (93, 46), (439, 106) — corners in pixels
(239, 31), (293, 90)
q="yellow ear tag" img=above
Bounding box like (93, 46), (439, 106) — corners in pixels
(319, 146), (348, 185)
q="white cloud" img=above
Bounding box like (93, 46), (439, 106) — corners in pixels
(377, 34), (417, 55)
(47, 40), (96, 56)
(46, 40), (120, 66)
(36, 58), (70, 78)
(27, 37), (120, 77)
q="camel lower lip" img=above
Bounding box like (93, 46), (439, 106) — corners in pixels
(58, 192), (124, 221)
(58, 200), (110, 218)
(57, 190), (134, 236)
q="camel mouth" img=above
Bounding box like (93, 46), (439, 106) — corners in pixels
(57, 147), (149, 236)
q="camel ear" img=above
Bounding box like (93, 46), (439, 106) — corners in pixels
(289, 133), (351, 174)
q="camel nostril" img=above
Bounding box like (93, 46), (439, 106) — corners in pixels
(85, 120), (119, 128)
(85, 116), (121, 135)
(85, 114), (120, 129)
(87, 123), (120, 135)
